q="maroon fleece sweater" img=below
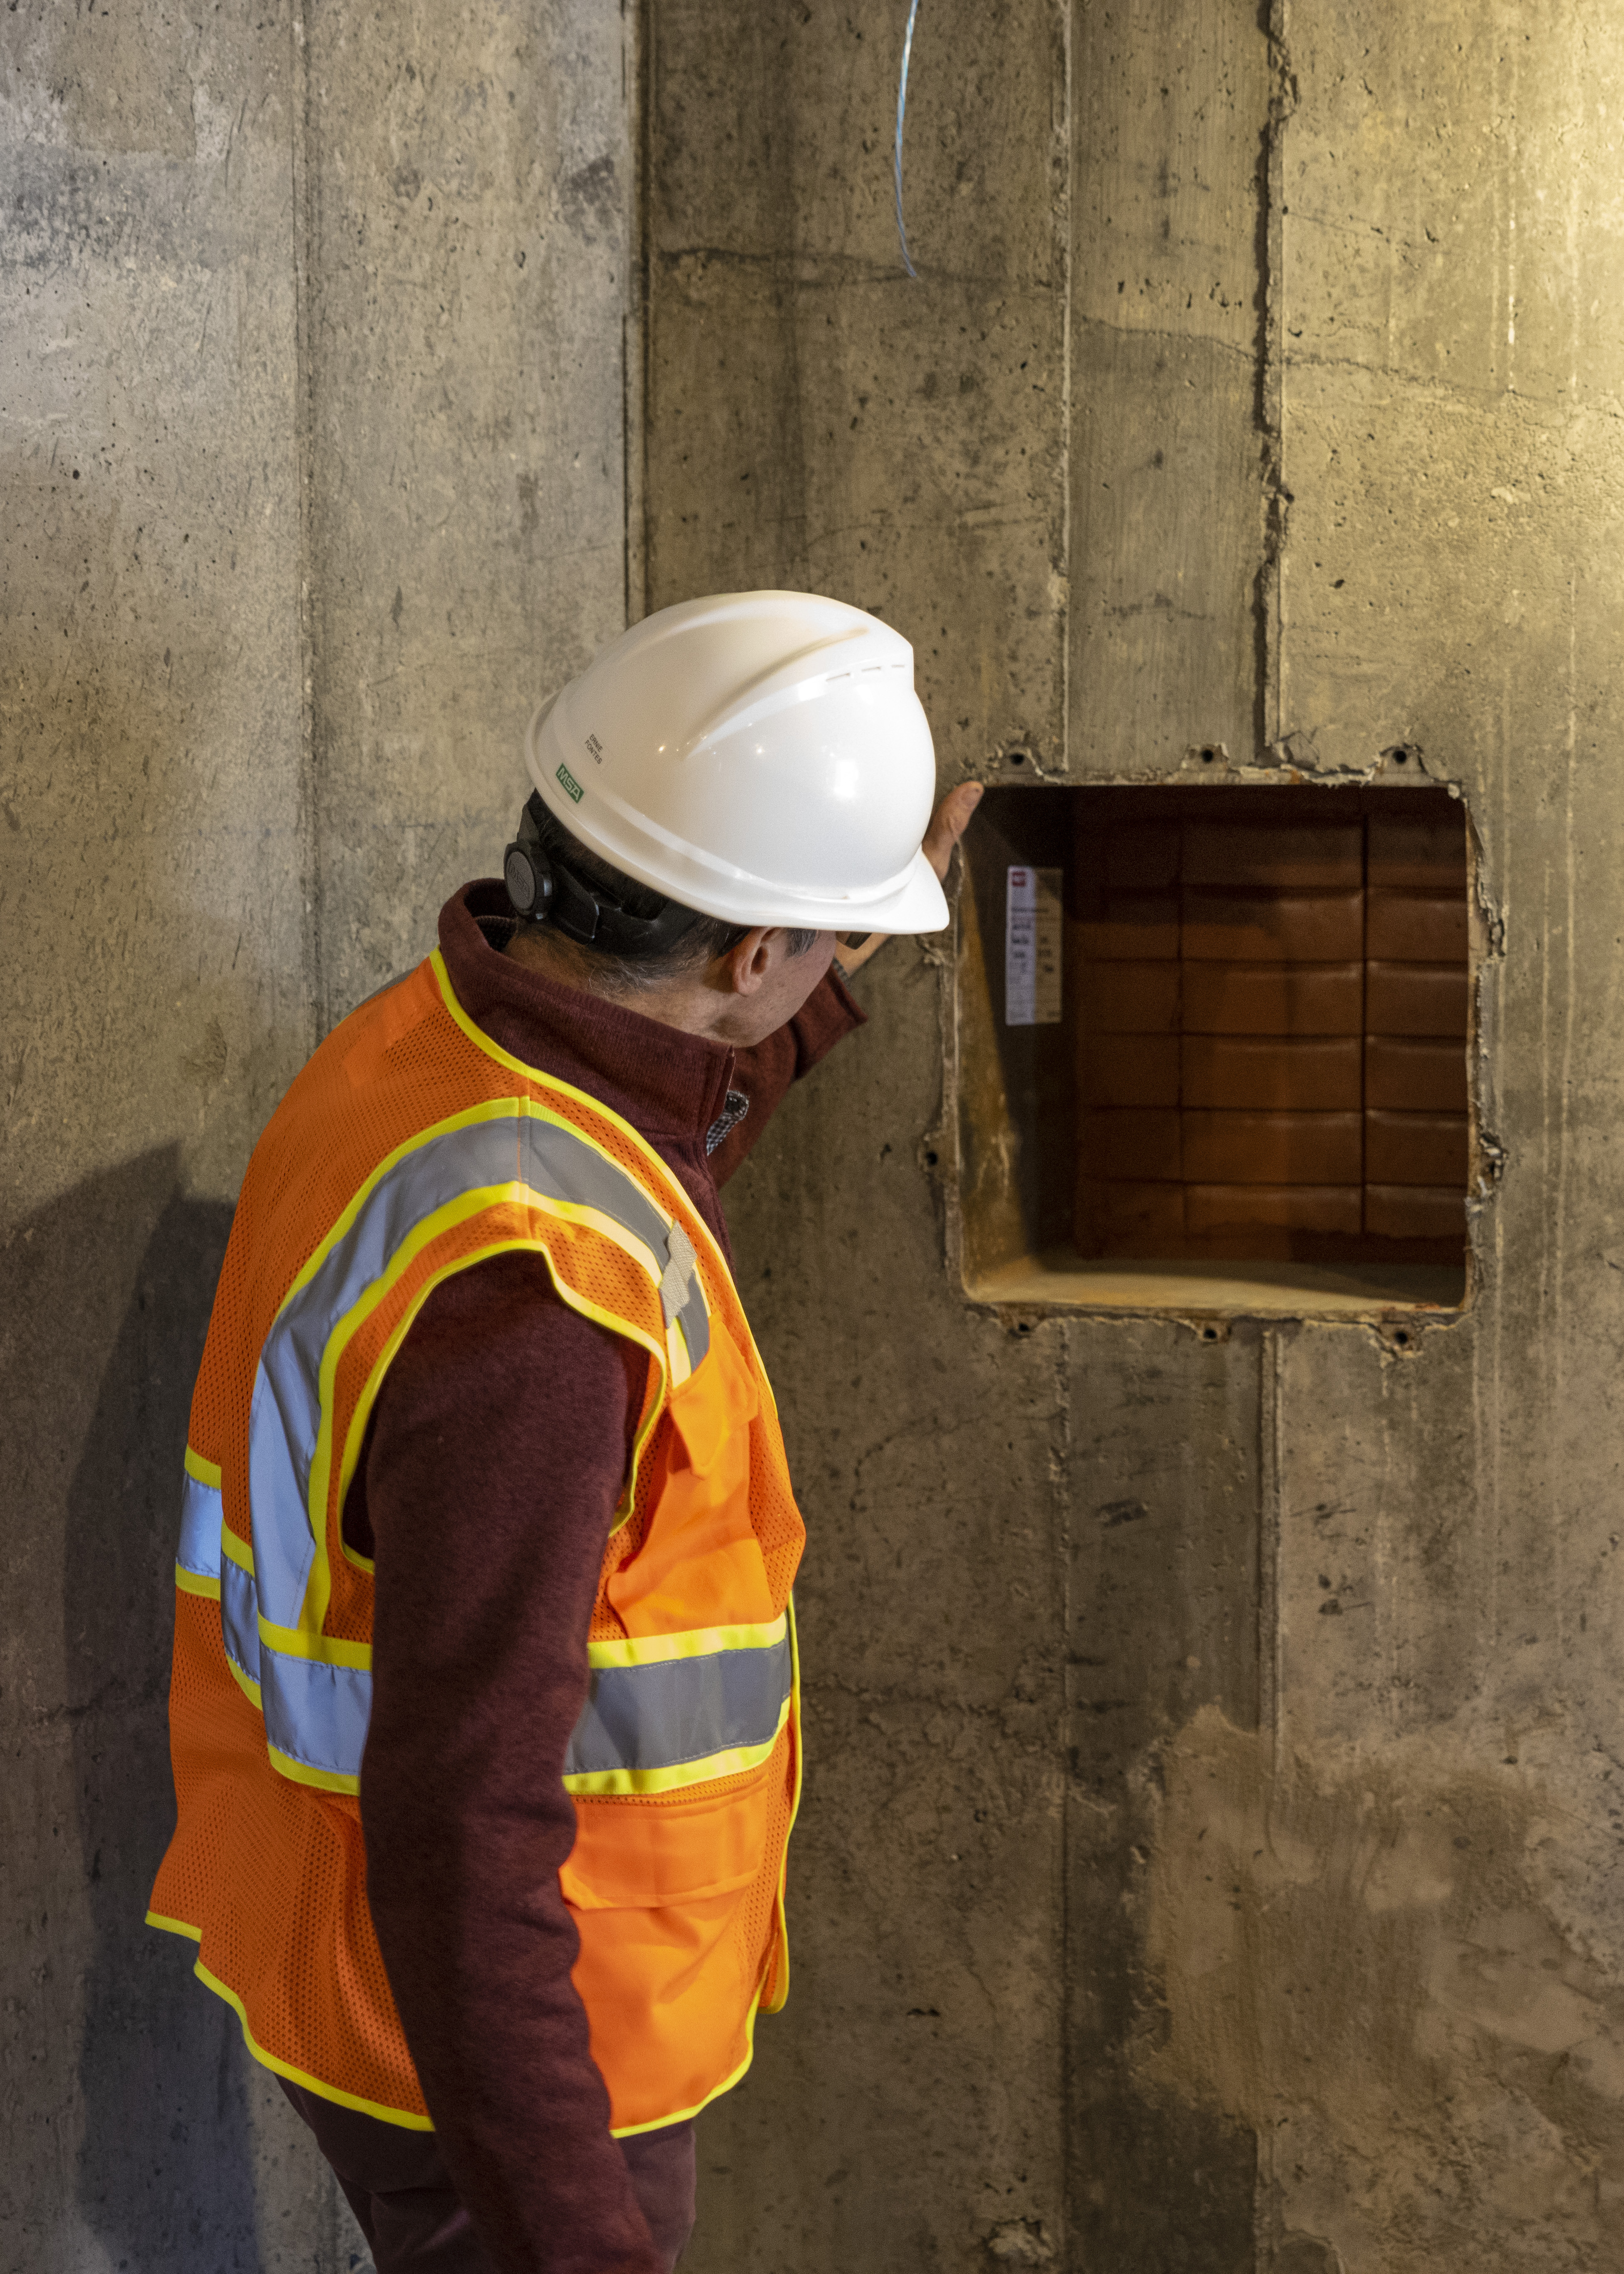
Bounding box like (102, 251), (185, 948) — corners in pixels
(352, 884), (862, 2274)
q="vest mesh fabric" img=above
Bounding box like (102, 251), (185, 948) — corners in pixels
(160, 1594), (421, 2113)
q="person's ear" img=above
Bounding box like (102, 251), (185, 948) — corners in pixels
(721, 927), (775, 996)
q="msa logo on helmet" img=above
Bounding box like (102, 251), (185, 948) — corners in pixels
(556, 762), (585, 804)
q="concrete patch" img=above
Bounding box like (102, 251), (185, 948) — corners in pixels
(1140, 1706), (1624, 2268)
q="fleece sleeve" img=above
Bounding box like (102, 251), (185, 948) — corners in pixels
(354, 1249), (664, 2274)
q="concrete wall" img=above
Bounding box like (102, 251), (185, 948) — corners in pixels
(0, 2), (632, 2266)
(648, 2), (1624, 2269)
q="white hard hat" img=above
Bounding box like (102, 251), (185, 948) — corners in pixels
(523, 591), (948, 933)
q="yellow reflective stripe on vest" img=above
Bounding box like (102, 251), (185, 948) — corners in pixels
(563, 1615), (795, 1796)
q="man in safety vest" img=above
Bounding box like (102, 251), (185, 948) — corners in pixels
(148, 591), (982, 2273)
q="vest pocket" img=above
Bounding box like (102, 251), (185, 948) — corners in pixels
(561, 1765), (771, 1912)
(607, 1328), (774, 1635)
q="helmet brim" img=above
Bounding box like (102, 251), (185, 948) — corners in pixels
(838, 847), (950, 936)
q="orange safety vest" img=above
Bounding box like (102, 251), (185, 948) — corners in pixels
(146, 948), (806, 2135)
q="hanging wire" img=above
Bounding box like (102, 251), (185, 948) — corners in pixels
(893, 0), (922, 278)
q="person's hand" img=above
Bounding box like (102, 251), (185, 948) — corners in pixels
(921, 780), (983, 882)
(836, 781), (984, 978)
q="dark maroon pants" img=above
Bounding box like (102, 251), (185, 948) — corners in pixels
(278, 2079), (696, 2272)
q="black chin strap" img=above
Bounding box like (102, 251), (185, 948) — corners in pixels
(503, 792), (707, 954)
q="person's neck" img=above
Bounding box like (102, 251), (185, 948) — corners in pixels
(504, 923), (726, 1042)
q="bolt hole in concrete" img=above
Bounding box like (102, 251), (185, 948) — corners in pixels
(1006, 747), (1030, 768)
(957, 783), (1472, 1318)
(1200, 745), (1219, 765)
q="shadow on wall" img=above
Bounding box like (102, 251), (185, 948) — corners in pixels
(25, 1148), (266, 2267)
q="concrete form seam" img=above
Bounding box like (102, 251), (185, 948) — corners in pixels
(1258, 0), (1299, 755)
(288, 0), (323, 1043)
(1259, 1329), (1284, 1777)
(1255, 1320), (1286, 2272)
(1464, 803), (1507, 1313)
(624, 0), (650, 626)
(1056, 0), (1073, 776)
(927, 859), (965, 1286)
(1054, 1313), (1074, 2269)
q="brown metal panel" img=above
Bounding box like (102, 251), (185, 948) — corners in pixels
(1365, 1184), (1469, 1241)
(1367, 812), (1469, 889)
(1182, 961), (1364, 1035)
(1057, 785), (1470, 1267)
(1366, 1110), (1470, 1186)
(1366, 890), (1470, 961)
(1365, 960), (1470, 1036)
(1183, 821), (1363, 889)
(1081, 1036), (1182, 1109)
(1185, 1184), (1364, 1234)
(1081, 1110), (1184, 1182)
(1104, 827), (1182, 890)
(1182, 890), (1365, 962)
(1365, 1036), (1470, 1113)
(1077, 961), (1183, 1035)
(1078, 1179), (1188, 1259)
(1079, 900), (1181, 960)
(1183, 1036), (1361, 1111)
(1182, 1110), (1363, 1185)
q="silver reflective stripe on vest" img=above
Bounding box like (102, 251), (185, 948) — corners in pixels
(219, 1580), (788, 1786)
(222, 1544), (372, 1775)
(173, 1460), (370, 1786)
(262, 1653), (374, 1780)
(247, 1107), (702, 1631)
(177, 1470), (223, 1582)
(564, 1627), (794, 1782)
(221, 1556), (261, 1691)
(223, 1529), (786, 1790)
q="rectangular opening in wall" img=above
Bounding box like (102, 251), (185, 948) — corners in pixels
(957, 783), (1472, 1317)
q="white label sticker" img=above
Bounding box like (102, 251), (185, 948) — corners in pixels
(1006, 866), (1063, 1026)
